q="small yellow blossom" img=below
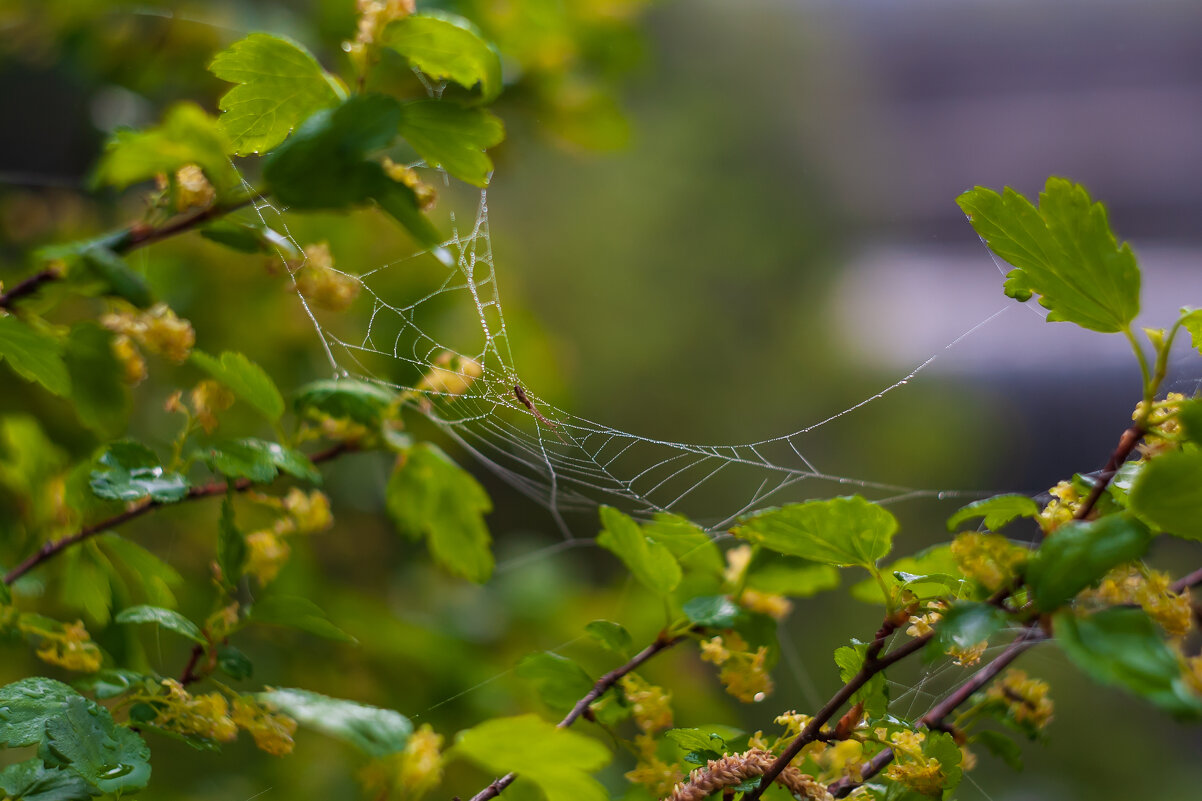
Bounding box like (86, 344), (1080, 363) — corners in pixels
(951, 532), (1028, 591)
(724, 544), (753, 585)
(246, 530), (291, 585)
(232, 695), (297, 755)
(699, 635), (730, 665)
(205, 603), (240, 641)
(191, 379), (234, 433)
(620, 673), (673, 733)
(774, 710), (813, 739)
(281, 488), (334, 535)
(738, 588), (793, 620)
(821, 738), (864, 782)
(906, 611), (942, 638)
(360, 723), (444, 800)
(885, 759), (946, 796)
(1037, 481), (1081, 533)
(103, 302), (195, 364)
(112, 333), (147, 384)
(173, 164), (216, 211)
(153, 680), (238, 743)
(383, 159), (437, 211)
(626, 733), (683, 797)
(948, 641), (987, 667)
(346, 0), (415, 70)
(414, 352), (483, 407)
(29, 619), (102, 673)
(1135, 392), (1186, 457)
(293, 242), (361, 311)
(1090, 565), (1192, 637)
(719, 645), (773, 703)
(985, 670), (1053, 730)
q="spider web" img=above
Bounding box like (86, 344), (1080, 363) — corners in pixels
(233, 171), (1021, 544)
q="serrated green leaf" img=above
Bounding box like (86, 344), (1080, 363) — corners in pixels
(662, 728), (728, 754)
(191, 350), (285, 422)
(115, 604), (205, 644)
(92, 102), (237, 193)
(744, 551), (841, 598)
(384, 13), (502, 102)
(98, 533), (182, 609)
(294, 378), (398, 426)
(199, 438), (320, 484)
(1054, 607), (1202, 718)
(73, 669), (156, 701)
(642, 513), (725, 578)
(682, 595), (742, 628)
(921, 729), (963, 794)
(209, 33), (345, 155)
(516, 652), (594, 716)
(259, 688), (411, 757)
(0, 759), (99, 801)
(596, 506), (681, 596)
(1026, 514), (1152, 611)
(251, 595), (355, 642)
(385, 443), (493, 582)
(217, 494), (245, 587)
(946, 495), (1040, 532)
(262, 94), (441, 246)
(734, 495), (896, 568)
(850, 544), (965, 604)
(398, 100), (504, 187)
(1129, 449), (1202, 540)
(0, 678), (80, 747)
(41, 695), (151, 794)
(583, 620), (631, 656)
(454, 714), (610, 801)
(78, 246), (152, 308)
(926, 602), (1007, 662)
(1175, 398), (1202, 445)
(0, 315), (70, 397)
(64, 324), (129, 438)
(1181, 308), (1202, 354)
(89, 441), (189, 503)
(833, 641), (888, 717)
(972, 730), (1023, 772)
(956, 177), (1140, 333)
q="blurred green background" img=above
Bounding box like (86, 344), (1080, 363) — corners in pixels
(2, 0), (1202, 798)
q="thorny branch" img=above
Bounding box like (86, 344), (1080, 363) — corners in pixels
(3, 441), (353, 586)
(466, 632), (688, 801)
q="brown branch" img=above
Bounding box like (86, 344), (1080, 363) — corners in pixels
(179, 643), (205, 686)
(828, 624), (1047, 798)
(3, 441), (352, 586)
(1075, 424), (1144, 521)
(0, 196), (256, 311)
(468, 631), (688, 801)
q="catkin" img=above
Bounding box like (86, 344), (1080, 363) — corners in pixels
(664, 749), (833, 801)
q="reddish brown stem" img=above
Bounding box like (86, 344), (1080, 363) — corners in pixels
(1074, 424), (1144, 521)
(3, 441), (352, 586)
(468, 632), (687, 801)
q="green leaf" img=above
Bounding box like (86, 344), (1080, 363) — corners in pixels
(832, 642), (888, 718)
(199, 220), (269, 253)
(62, 549), (113, 625)
(850, 544), (964, 604)
(199, 438), (321, 484)
(64, 324), (129, 437)
(89, 441), (189, 503)
(78, 246), (152, 308)
(454, 714), (610, 801)
(294, 378), (398, 426)
(0, 759), (99, 801)
(114, 605), (205, 644)
(946, 495), (1040, 532)
(583, 620), (632, 656)
(92, 102), (237, 193)
(384, 13), (503, 102)
(259, 688), (411, 757)
(41, 695), (151, 794)
(209, 33), (345, 155)
(98, 533), (182, 609)
(733, 495), (896, 568)
(262, 94), (441, 246)
(217, 494), (246, 587)
(191, 350), (285, 422)
(1054, 607), (1202, 718)
(1181, 309), (1202, 354)
(0, 315), (70, 397)
(1129, 449), (1202, 540)
(1026, 514), (1152, 611)
(642, 513), (725, 578)
(385, 443), (493, 583)
(956, 177), (1140, 333)
(251, 595), (355, 642)
(217, 645), (253, 681)
(596, 506), (681, 596)
(972, 730), (1023, 772)
(922, 730), (964, 795)
(0, 678), (79, 747)
(398, 100), (504, 187)
(682, 595), (742, 628)
(927, 602), (1006, 662)
(516, 652), (594, 716)
(73, 669), (156, 701)
(744, 552), (840, 598)
(1175, 398), (1202, 445)
(662, 728), (728, 755)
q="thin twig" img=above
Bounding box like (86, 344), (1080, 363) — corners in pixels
(3, 441), (352, 586)
(467, 632), (688, 801)
(1075, 425), (1143, 521)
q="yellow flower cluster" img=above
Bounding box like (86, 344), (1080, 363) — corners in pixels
(231, 696), (298, 756)
(1090, 565), (1193, 637)
(243, 489), (334, 585)
(1037, 481), (1081, 533)
(166, 380), (236, 434)
(625, 733), (683, 797)
(819, 738), (865, 783)
(985, 670), (1053, 730)
(905, 610), (942, 638)
(102, 302), (196, 383)
(360, 724), (444, 800)
(25, 618), (102, 673)
(1135, 392), (1185, 457)
(724, 544), (753, 585)
(738, 588), (793, 620)
(294, 242), (362, 312)
(951, 532), (1028, 592)
(947, 641), (987, 667)
(346, 0), (414, 70)
(153, 679), (239, 743)
(205, 603), (240, 641)
(166, 164), (215, 212)
(881, 730), (948, 796)
(383, 159), (437, 211)
(620, 673), (673, 733)
(699, 632), (773, 703)
(412, 351), (483, 410)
